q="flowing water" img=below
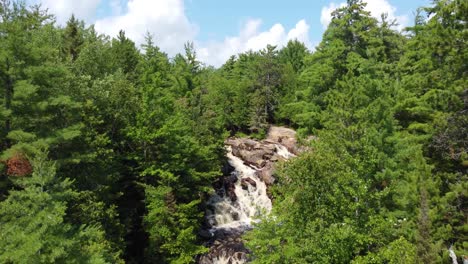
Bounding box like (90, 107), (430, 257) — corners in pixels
(203, 144), (294, 264)
(206, 146), (272, 230)
(275, 144), (296, 159)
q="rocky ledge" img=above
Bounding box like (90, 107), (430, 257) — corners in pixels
(226, 126), (297, 188)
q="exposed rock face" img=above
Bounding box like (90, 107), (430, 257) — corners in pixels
(197, 229), (249, 264)
(198, 126), (297, 264)
(225, 126), (297, 188)
(267, 126), (298, 154)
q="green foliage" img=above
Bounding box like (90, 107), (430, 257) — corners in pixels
(62, 15), (84, 62)
(0, 152), (122, 263)
(246, 0), (467, 263)
(0, 0), (466, 262)
(144, 184), (208, 263)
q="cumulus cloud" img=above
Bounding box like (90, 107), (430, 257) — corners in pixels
(320, 0), (408, 30)
(30, 0), (314, 67)
(94, 0), (197, 56)
(35, 0), (102, 24)
(197, 19), (313, 67)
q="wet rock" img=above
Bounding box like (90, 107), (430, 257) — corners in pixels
(231, 211), (239, 221)
(225, 173), (238, 184)
(226, 185), (237, 202)
(199, 229), (213, 239)
(240, 177), (257, 190)
(256, 159), (267, 167)
(222, 162), (235, 176)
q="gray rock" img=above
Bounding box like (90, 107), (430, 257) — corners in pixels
(199, 229), (213, 239)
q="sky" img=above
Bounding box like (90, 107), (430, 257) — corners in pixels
(28, 0), (430, 67)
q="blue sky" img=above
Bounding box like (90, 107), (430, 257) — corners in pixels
(31, 0), (430, 66)
(185, 0), (427, 42)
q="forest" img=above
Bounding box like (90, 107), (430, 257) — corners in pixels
(0, 0), (466, 263)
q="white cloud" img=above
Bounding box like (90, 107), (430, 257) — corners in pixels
(37, 0), (102, 24)
(29, 0), (313, 67)
(197, 19), (313, 67)
(320, 0), (408, 30)
(320, 2), (346, 29)
(94, 0), (197, 56)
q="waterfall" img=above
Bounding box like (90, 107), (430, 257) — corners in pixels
(206, 146), (272, 230)
(201, 140), (295, 264)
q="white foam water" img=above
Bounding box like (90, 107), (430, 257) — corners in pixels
(275, 144), (296, 159)
(204, 144), (294, 264)
(213, 255), (246, 264)
(206, 147), (271, 230)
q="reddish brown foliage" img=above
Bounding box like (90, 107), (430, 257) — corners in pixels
(6, 153), (32, 177)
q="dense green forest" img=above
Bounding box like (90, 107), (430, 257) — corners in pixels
(0, 0), (466, 263)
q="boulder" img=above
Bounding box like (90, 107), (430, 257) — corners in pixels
(240, 177), (257, 190)
(199, 229), (213, 239)
(267, 126), (298, 154)
(228, 137), (282, 165)
(256, 163), (275, 185)
(226, 185), (237, 202)
(267, 126), (296, 142)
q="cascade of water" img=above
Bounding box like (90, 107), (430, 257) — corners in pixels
(206, 147), (271, 230)
(202, 142), (294, 264)
(275, 144), (296, 159)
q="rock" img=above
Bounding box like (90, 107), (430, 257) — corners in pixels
(228, 138), (279, 168)
(240, 180), (248, 190)
(231, 146), (241, 158)
(199, 229), (213, 239)
(235, 252), (247, 261)
(222, 162), (235, 175)
(232, 211), (239, 221)
(226, 185), (237, 202)
(256, 163), (276, 185)
(244, 177), (257, 188)
(240, 177), (257, 190)
(270, 154), (280, 162)
(224, 173), (238, 184)
(254, 159), (266, 168)
(267, 126), (298, 154)
(267, 126), (296, 142)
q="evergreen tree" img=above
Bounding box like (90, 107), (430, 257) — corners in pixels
(111, 30), (140, 79)
(62, 14), (84, 62)
(0, 152), (122, 263)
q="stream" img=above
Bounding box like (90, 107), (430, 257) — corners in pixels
(198, 129), (296, 264)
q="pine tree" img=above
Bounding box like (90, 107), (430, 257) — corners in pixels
(0, 151), (122, 263)
(111, 30), (140, 79)
(62, 14), (84, 62)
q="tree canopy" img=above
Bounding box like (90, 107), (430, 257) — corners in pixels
(0, 0), (466, 263)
